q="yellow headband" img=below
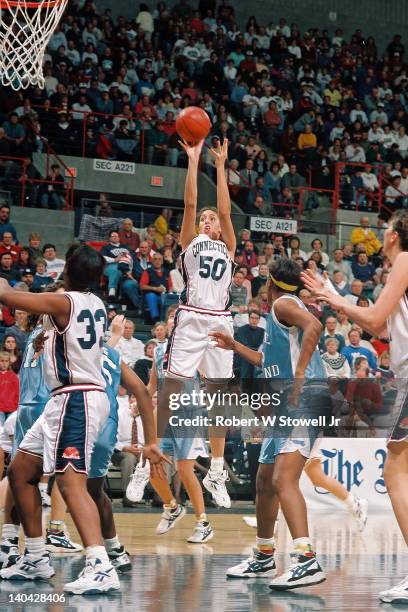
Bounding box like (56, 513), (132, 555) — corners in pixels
(270, 274), (298, 292)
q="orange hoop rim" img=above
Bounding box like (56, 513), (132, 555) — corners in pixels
(0, 0), (64, 8)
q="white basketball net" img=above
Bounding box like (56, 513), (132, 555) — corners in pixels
(0, 0), (68, 90)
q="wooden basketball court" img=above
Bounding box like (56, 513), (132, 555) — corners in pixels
(0, 509), (404, 611)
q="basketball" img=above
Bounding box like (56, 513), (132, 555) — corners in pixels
(176, 107), (211, 144)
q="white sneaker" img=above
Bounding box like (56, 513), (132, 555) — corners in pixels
(227, 547), (277, 578)
(1, 552), (55, 580)
(380, 575), (408, 603)
(156, 504), (186, 535)
(63, 558), (120, 595)
(45, 529), (83, 553)
(203, 469), (231, 508)
(350, 497), (368, 532)
(126, 462), (150, 503)
(269, 552), (326, 590)
(0, 539), (19, 569)
(187, 521), (214, 544)
(108, 545), (132, 573)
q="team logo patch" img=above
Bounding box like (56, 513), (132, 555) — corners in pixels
(62, 447), (80, 459)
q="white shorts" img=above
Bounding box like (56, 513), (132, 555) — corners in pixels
(18, 386), (109, 475)
(165, 305), (234, 380)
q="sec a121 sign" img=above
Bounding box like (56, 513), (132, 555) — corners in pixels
(250, 216), (297, 234)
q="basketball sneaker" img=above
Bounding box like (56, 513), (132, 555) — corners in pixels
(187, 521), (214, 544)
(269, 552), (326, 590)
(156, 504), (186, 535)
(0, 539), (19, 570)
(350, 497), (368, 532)
(126, 463), (150, 503)
(63, 558), (120, 595)
(0, 552), (55, 580)
(203, 469), (231, 508)
(380, 576), (408, 603)
(108, 545), (132, 573)
(226, 547), (277, 578)
(45, 529), (83, 553)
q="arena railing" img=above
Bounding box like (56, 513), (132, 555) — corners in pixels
(0, 156), (74, 209)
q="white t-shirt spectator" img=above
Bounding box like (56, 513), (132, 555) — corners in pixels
(45, 257), (65, 280)
(116, 336), (145, 368)
(136, 10), (154, 34)
(115, 396), (144, 450)
(71, 102), (92, 121)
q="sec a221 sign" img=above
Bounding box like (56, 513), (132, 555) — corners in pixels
(250, 216), (297, 234)
(93, 159), (135, 174)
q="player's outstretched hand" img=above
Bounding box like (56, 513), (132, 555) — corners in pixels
(300, 269), (325, 294)
(209, 138), (228, 168)
(110, 314), (126, 336)
(209, 331), (235, 350)
(142, 443), (172, 479)
(178, 139), (204, 164)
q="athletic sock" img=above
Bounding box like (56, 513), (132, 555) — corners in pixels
(48, 520), (65, 533)
(164, 498), (178, 510)
(1, 523), (19, 542)
(25, 537), (46, 558)
(344, 493), (357, 511)
(256, 536), (275, 555)
(210, 457), (224, 473)
(86, 545), (109, 564)
(38, 482), (47, 494)
(196, 513), (207, 523)
(104, 536), (121, 552)
(293, 537), (314, 557)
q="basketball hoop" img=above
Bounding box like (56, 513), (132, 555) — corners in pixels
(0, 0), (68, 90)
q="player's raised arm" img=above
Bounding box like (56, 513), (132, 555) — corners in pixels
(0, 278), (71, 328)
(301, 253), (408, 336)
(180, 139), (204, 250)
(210, 139), (236, 257)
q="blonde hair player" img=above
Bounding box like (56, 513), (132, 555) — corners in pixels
(301, 209), (408, 605)
(158, 138), (236, 508)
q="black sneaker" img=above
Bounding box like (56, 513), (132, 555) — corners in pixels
(45, 529), (83, 553)
(108, 545), (132, 573)
(269, 553), (326, 590)
(227, 547), (277, 578)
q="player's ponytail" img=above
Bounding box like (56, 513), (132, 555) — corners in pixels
(390, 210), (408, 251)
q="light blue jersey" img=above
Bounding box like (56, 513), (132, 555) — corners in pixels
(89, 345), (122, 479)
(260, 295), (326, 380)
(156, 341), (208, 461)
(258, 294), (331, 465)
(14, 327), (50, 454)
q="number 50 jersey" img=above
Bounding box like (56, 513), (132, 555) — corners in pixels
(43, 291), (107, 392)
(180, 234), (235, 311)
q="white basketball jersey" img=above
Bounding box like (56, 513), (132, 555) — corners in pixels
(388, 292), (408, 377)
(180, 234), (235, 310)
(43, 291), (107, 391)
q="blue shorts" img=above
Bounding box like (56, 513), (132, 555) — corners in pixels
(259, 383), (331, 464)
(13, 404), (46, 457)
(88, 414), (118, 479)
(160, 433), (208, 461)
(259, 437), (313, 464)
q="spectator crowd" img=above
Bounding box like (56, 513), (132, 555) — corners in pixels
(1, 1), (408, 213)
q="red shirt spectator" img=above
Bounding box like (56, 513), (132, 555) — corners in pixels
(0, 232), (21, 263)
(0, 353), (19, 414)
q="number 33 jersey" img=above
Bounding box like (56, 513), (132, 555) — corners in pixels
(180, 234), (235, 311)
(43, 291), (107, 392)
